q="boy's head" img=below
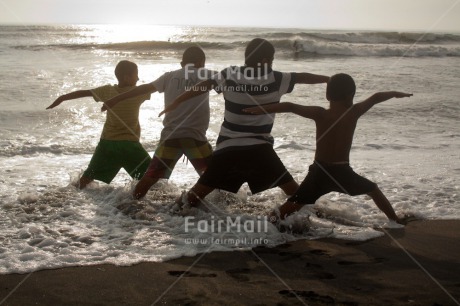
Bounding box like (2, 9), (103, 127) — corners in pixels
(245, 38), (275, 68)
(326, 73), (356, 102)
(181, 46), (206, 68)
(114, 60), (139, 87)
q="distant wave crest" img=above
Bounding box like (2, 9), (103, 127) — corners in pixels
(11, 30), (460, 58)
(0, 143), (90, 157)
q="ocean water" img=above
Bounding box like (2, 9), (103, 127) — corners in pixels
(0, 24), (459, 274)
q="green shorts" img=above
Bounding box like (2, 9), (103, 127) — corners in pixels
(144, 138), (213, 179)
(83, 139), (151, 184)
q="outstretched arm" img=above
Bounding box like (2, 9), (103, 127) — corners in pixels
(295, 73), (329, 84)
(243, 102), (324, 120)
(355, 91), (413, 116)
(101, 83), (156, 112)
(158, 79), (215, 117)
(46, 90), (92, 109)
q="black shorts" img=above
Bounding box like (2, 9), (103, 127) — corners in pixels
(288, 161), (377, 204)
(198, 144), (294, 194)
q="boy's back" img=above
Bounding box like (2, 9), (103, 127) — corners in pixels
(211, 65), (296, 152)
(46, 60), (152, 189)
(154, 66), (213, 142)
(312, 104), (358, 163)
(313, 73), (412, 163)
(92, 85), (150, 141)
(243, 73), (412, 223)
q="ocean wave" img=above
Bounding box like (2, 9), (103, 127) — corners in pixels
(0, 143), (92, 157)
(13, 40), (232, 53)
(8, 25), (460, 58)
(13, 36), (460, 58)
(288, 39), (460, 57)
(265, 31), (460, 44)
(267, 31), (460, 57)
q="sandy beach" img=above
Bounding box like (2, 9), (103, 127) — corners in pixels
(0, 220), (459, 305)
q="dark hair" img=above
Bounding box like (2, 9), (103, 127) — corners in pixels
(327, 73), (356, 101)
(182, 46), (206, 65)
(114, 60), (137, 82)
(245, 38), (275, 67)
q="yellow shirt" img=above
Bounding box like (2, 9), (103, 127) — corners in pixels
(91, 85), (151, 142)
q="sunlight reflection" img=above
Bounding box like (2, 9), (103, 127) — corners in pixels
(80, 24), (185, 44)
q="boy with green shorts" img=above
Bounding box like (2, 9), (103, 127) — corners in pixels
(46, 60), (151, 189)
(102, 46), (214, 199)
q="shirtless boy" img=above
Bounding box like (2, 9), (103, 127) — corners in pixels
(244, 73), (412, 224)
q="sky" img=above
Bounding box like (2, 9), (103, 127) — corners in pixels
(0, 0), (459, 32)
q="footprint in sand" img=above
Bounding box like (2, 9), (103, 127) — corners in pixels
(309, 249), (330, 256)
(280, 290), (359, 305)
(277, 251), (303, 261)
(304, 264), (336, 279)
(225, 268), (251, 282)
(168, 270), (217, 278)
(337, 257), (386, 265)
(279, 290), (336, 304)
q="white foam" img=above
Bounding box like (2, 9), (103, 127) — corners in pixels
(0, 177), (409, 274)
(1, 142), (459, 274)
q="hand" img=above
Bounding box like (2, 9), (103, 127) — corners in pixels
(101, 99), (116, 112)
(46, 98), (63, 109)
(158, 102), (178, 117)
(393, 92), (413, 98)
(242, 106), (266, 115)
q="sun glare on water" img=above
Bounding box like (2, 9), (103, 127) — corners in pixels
(84, 24), (186, 43)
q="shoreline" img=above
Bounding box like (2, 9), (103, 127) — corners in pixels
(1, 220), (459, 305)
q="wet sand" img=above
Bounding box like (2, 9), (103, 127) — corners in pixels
(1, 220), (459, 305)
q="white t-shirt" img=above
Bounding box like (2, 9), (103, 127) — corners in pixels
(152, 66), (215, 142)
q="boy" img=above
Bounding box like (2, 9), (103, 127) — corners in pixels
(46, 60), (151, 189)
(243, 73), (412, 224)
(160, 38), (329, 208)
(102, 46), (214, 199)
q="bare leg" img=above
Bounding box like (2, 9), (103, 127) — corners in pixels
(368, 187), (402, 224)
(194, 166), (206, 176)
(78, 176), (93, 189)
(278, 180), (299, 196)
(269, 200), (304, 223)
(185, 183), (215, 206)
(267, 180), (300, 223)
(133, 176), (159, 200)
